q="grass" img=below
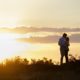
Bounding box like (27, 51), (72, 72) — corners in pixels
(0, 55), (80, 80)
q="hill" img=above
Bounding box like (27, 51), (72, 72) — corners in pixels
(0, 56), (80, 80)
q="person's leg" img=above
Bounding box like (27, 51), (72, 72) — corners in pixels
(60, 55), (64, 65)
(60, 47), (64, 65)
(65, 51), (68, 63)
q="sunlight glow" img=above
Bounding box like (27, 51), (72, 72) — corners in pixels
(0, 17), (19, 28)
(0, 32), (31, 62)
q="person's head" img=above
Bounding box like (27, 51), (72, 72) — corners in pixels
(66, 37), (69, 41)
(63, 33), (67, 38)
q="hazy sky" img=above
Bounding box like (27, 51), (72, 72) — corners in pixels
(0, 0), (80, 28)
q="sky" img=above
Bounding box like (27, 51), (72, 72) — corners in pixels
(0, 0), (80, 62)
(0, 0), (80, 28)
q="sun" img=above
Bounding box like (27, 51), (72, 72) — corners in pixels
(0, 33), (16, 61)
(0, 32), (31, 62)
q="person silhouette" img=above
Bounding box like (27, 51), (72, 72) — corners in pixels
(65, 37), (70, 62)
(58, 33), (69, 65)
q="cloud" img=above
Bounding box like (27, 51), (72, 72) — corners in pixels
(17, 35), (60, 43)
(12, 27), (80, 33)
(17, 33), (80, 43)
(0, 27), (80, 43)
(0, 27), (80, 33)
(70, 34), (80, 43)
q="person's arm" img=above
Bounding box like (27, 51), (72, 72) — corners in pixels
(67, 41), (70, 46)
(58, 38), (61, 46)
(68, 38), (70, 46)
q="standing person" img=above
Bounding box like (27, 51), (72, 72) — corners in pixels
(65, 37), (70, 63)
(58, 33), (68, 65)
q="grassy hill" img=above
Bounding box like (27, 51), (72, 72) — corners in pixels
(0, 55), (80, 80)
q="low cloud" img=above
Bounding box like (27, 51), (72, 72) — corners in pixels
(17, 35), (60, 43)
(0, 27), (80, 43)
(17, 33), (80, 43)
(0, 27), (80, 33)
(70, 34), (80, 43)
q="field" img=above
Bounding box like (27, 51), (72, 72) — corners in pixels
(0, 55), (79, 80)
